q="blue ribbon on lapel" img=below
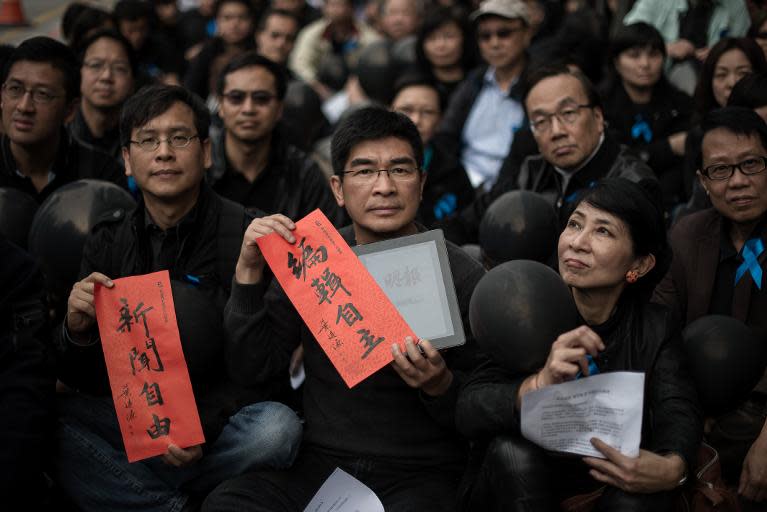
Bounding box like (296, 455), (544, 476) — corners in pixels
(734, 238), (764, 290)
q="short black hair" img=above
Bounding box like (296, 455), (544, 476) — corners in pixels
(391, 72), (444, 111)
(608, 22), (666, 63)
(574, 178), (670, 302)
(331, 106), (424, 176)
(216, 51), (288, 99)
(0, 44), (15, 85)
(3, 37), (81, 102)
(525, 63), (602, 112)
(120, 85), (210, 148)
(214, 0), (255, 18)
(698, 107), (767, 170)
(727, 72), (767, 109)
(256, 7), (300, 32)
(76, 29), (138, 79)
(61, 2), (89, 42)
(113, 0), (152, 22)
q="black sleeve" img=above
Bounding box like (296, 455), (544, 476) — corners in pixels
(52, 225), (116, 394)
(424, 244), (488, 430)
(456, 357), (527, 439)
(224, 278), (301, 387)
(0, 241), (54, 499)
(183, 42), (215, 99)
(645, 324), (703, 472)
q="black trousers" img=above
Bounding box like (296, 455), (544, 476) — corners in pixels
(202, 445), (463, 512)
(463, 435), (676, 512)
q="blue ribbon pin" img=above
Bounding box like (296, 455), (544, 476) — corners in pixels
(735, 238), (764, 290)
(631, 115), (653, 143)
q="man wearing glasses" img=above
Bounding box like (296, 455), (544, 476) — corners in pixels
(654, 107), (767, 508)
(0, 37), (124, 202)
(444, 65), (657, 243)
(433, 0), (531, 192)
(204, 107), (486, 511)
(54, 84), (302, 512)
(69, 29), (136, 163)
(209, 52), (343, 226)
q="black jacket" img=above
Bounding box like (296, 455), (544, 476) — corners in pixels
(456, 301), (703, 473)
(432, 64), (528, 165)
(0, 131), (126, 203)
(223, 224), (486, 469)
(600, 79), (693, 176)
(68, 108), (123, 163)
(418, 142), (475, 228)
(53, 185), (279, 444)
(207, 128), (344, 226)
(0, 237), (53, 505)
(442, 134), (658, 244)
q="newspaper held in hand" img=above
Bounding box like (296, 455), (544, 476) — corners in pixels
(304, 468), (384, 512)
(521, 372), (644, 458)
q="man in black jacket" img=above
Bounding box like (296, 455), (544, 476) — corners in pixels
(53, 84), (301, 512)
(0, 37), (125, 202)
(209, 52), (343, 226)
(202, 107), (486, 512)
(432, 0), (531, 192)
(444, 65), (658, 245)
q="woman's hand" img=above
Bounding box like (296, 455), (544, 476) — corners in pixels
(537, 326), (605, 388)
(583, 438), (686, 493)
(516, 326), (604, 408)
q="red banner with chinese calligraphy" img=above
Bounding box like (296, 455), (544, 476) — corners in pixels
(257, 209), (417, 387)
(94, 270), (205, 462)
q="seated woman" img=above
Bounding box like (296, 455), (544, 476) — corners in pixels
(456, 178), (702, 512)
(600, 22), (694, 209)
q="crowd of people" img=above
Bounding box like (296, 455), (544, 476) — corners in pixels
(1, 0), (766, 510)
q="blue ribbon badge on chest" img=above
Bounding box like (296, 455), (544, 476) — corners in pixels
(735, 238), (764, 290)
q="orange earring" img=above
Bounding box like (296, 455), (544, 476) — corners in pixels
(626, 270), (639, 283)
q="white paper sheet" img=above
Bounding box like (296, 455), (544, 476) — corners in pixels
(521, 372), (645, 458)
(304, 468), (384, 512)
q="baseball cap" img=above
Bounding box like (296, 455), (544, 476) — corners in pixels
(470, 0), (530, 25)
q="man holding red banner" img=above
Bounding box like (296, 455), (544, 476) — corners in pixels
(204, 107), (486, 511)
(53, 84), (302, 512)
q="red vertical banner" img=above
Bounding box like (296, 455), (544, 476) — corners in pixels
(257, 209), (417, 387)
(94, 270), (205, 462)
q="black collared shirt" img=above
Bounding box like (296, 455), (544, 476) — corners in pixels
(142, 201), (201, 272)
(709, 216), (767, 316)
(0, 131), (126, 202)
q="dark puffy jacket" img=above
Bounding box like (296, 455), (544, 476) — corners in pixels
(456, 301), (703, 473)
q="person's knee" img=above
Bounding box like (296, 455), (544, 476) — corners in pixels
(484, 435), (546, 480)
(237, 402), (303, 468)
(202, 473), (293, 512)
